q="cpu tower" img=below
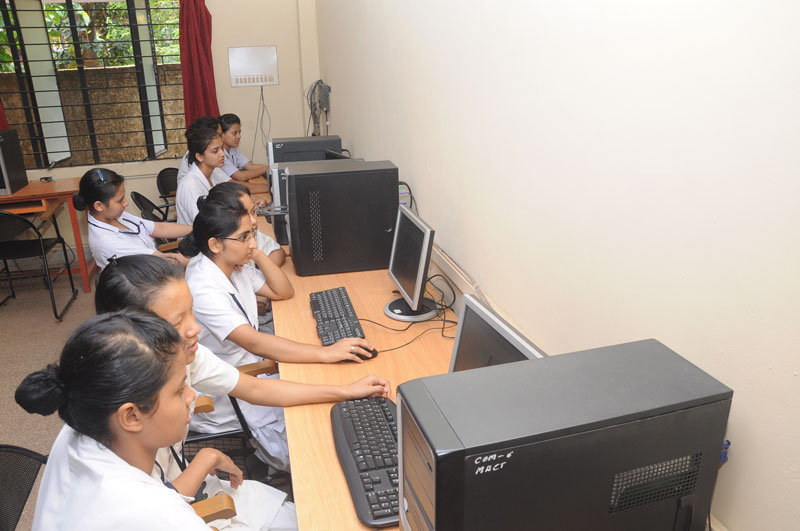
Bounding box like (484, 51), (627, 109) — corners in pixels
(286, 160), (399, 276)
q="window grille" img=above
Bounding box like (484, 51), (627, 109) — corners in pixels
(0, 0), (185, 169)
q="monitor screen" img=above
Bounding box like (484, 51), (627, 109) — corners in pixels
(449, 294), (545, 372)
(324, 149), (349, 160)
(388, 205), (434, 311)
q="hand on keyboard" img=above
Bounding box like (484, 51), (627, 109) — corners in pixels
(344, 375), (391, 399)
(320, 337), (376, 363)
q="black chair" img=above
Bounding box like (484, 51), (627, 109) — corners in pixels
(0, 210), (78, 321)
(156, 168), (178, 219)
(130, 191), (173, 223)
(0, 445), (47, 531)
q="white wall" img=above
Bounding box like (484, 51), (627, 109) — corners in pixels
(314, 1), (800, 529)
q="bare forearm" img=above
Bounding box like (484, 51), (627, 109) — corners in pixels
(253, 252), (293, 300)
(153, 222), (192, 239)
(231, 167), (267, 181)
(233, 378), (347, 407)
(268, 248), (286, 266)
(170, 448), (217, 496)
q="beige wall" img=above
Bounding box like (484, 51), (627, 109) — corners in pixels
(314, 1), (800, 529)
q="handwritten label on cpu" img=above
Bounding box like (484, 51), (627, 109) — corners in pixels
(471, 451), (515, 476)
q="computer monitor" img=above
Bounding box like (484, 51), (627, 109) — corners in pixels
(448, 294), (545, 372)
(324, 149), (350, 160)
(384, 205), (438, 322)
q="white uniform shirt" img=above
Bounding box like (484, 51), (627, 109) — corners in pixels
(87, 212), (157, 270)
(221, 146), (251, 178)
(256, 230), (281, 257)
(33, 425), (207, 531)
(176, 163), (229, 225)
(154, 343), (240, 480)
(177, 151), (191, 184)
(186, 254), (281, 431)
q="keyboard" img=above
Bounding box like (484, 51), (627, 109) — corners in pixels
(331, 397), (399, 528)
(309, 286), (366, 346)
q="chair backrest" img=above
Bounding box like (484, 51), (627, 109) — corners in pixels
(156, 167), (178, 197)
(0, 210), (37, 243)
(0, 445), (47, 531)
(129, 191), (165, 221)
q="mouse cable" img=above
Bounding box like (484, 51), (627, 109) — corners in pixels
(377, 321), (458, 354)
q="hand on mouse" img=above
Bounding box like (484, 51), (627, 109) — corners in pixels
(323, 338), (376, 363)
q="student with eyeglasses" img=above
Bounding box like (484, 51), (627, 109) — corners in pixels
(180, 186), (377, 471)
(73, 168), (192, 270)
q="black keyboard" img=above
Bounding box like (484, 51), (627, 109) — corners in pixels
(309, 286), (365, 346)
(331, 397), (399, 528)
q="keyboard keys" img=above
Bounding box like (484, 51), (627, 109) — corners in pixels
(310, 287), (366, 346)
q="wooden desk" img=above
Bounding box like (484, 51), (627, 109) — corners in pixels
(0, 178), (93, 292)
(271, 256), (455, 530)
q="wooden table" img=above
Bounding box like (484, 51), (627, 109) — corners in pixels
(266, 221), (456, 530)
(0, 177), (93, 292)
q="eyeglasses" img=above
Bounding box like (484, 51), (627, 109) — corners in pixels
(224, 232), (255, 243)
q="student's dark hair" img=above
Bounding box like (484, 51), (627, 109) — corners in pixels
(15, 311), (182, 445)
(185, 126), (220, 166)
(178, 184), (248, 258)
(190, 115), (220, 132)
(218, 113), (241, 133)
(96, 254), (184, 314)
(72, 168), (125, 212)
(206, 180), (249, 205)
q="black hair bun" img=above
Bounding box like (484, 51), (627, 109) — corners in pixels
(15, 364), (66, 416)
(178, 232), (201, 257)
(72, 193), (88, 211)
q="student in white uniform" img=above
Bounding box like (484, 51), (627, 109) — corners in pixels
(206, 181), (285, 266)
(15, 312), (218, 530)
(180, 192), (378, 469)
(176, 127), (231, 225)
(219, 113), (269, 182)
(74, 168), (191, 270)
(96, 254), (390, 496)
(177, 116), (221, 185)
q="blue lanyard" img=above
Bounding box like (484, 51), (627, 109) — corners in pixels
(88, 215), (142, 235)
(230, 292), (254, 328)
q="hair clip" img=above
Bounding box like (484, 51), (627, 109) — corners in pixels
(108, 255), (118, 266)
(98, 172), (105, 182)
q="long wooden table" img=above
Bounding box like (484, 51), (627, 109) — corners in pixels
(0, 177), (93, 292)
(270, 249), (456, 530)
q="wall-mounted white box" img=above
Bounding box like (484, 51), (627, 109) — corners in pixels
(228, 46), (279, 87)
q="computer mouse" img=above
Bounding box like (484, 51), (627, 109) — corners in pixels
(356, 348), (379, 361)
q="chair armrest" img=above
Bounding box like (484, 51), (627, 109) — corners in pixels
(237, 359), (278, 377)
(191, 493), (236, 523)
(193, 395), (214, 414)
(158, 241), (180, 252)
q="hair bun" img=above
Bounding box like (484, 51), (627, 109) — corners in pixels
(15, 364), (66, 416)
(178, 232), (201, 257)
(72, 193), (87, 211)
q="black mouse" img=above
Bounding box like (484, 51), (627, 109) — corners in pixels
(343, 348), (379, 362)
(356, 348), (379, 361)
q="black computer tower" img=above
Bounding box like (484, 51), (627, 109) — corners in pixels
(398, 339), (733, 531)
(268, 135), (342, 164)
(0, 129), (28, 196)
(286, 160), (398, 276)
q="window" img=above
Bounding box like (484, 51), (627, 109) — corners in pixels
(0, 0), (185, 169)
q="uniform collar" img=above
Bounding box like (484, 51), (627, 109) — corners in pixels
(87, 212), (140, 234)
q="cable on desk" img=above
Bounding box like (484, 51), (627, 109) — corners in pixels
(377, 321), (458, 354)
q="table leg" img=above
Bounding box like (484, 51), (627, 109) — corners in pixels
(66, 195), (92, 292)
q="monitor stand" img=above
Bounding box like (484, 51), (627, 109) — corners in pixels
(384, 297), (439, 322)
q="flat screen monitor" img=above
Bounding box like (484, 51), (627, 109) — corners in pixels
(449, 294), (545, 372)
(384, 205), (438, 322)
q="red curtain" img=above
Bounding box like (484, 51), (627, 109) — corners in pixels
(0, 99), (9, 130)
(179, 0), (220, 126)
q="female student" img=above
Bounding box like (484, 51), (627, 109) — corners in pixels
(16, 312), (216, 530)
(74, 168), (191, 270)
(207, 181), (285, 266)
(95, 254), (390, 486)
(180, 190), (377, 469)
(176, 126), (231, 226)
(177, 116), (221, 184)
(218, 113), (269, 182)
